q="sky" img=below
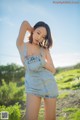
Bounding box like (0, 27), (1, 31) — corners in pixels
(0, 0), (80, 67)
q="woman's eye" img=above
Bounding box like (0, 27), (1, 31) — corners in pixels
(37, 32), (40, 35)
(42, 37), (45, 40)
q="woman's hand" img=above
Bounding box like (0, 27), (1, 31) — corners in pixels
(41, 49), (56, 74)
(43, 62), (56, 74)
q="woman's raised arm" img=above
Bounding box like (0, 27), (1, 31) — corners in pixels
(16, 21), (33, 47)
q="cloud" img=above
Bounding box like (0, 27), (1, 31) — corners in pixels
(51, 52), (80, 67)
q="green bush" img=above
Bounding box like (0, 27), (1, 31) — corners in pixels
(58, 92), (69, 99)
(56, 69), (80, 90)
(17, 77), (25, 87)
(69, 109), (80, 120)
(62, 107), (80, 120)
(0, 64), (25, 84)
(0, 103), (21, 120)
(0, 79), (25, 106)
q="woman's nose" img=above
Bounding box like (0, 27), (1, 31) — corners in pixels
(38, 35), (42, 40)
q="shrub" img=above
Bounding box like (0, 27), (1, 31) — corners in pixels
(63, 107), (80, 120)
(0, 79), (25, 106)
(0, 103), (21, 120)
(0, 64), (25, 84)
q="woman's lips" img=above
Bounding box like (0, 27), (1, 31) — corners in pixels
(35, 40), (39, 45)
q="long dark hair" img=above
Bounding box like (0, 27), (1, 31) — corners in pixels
(29, 21), (53, 49)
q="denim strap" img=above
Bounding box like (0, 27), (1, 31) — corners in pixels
(40, 47), (44, 57)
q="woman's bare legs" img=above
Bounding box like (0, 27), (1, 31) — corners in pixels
(26, 94), (41, 120)
(44, 98), (56, 120)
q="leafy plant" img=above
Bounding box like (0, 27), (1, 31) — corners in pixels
(0, 103), (21, 120)
(0, 79), (25, 106)
(55, 69), (80, 90)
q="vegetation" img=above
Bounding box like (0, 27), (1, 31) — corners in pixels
(0, 79), (25, 106)
(0, 63), (25, 84)
(0, 63), (80, 120)
(56, 69), (80, 90)
(0, 103), (21, 120)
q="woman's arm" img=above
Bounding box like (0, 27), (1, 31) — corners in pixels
(16, 21), (33, 47)
(43, 49), (56, 74)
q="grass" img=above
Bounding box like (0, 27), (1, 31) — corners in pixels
(63, 107), (80, 120)
(69, 110), (80, 120)
(58, 92), (69, 99)
(57, 107), (80, 120)
(55, 69), (80, 90)
(38, 107), (44, 120)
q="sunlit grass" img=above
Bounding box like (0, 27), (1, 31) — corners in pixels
(55, 69), (80, 90)
(58, 92), (69, 99)
(38, 107), (44, 120)
(58, 108), (80, 120)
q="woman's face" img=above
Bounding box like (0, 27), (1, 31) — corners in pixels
(32, 27), (47, 45)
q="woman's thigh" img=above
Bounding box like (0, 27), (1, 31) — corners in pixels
(44, 98), (56, 120)
(26, 93), (41, 120)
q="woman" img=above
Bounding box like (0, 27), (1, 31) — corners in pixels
(16, 20), (58, 120)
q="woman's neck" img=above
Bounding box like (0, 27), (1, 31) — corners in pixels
(31, 42), (40, 49)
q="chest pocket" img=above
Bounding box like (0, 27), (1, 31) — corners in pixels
(26, 56), (42, 72)
(25, 55), (46, 72)
(23, 43), (46, 72)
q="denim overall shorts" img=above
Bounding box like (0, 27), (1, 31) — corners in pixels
(22, 43), (58, 98)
